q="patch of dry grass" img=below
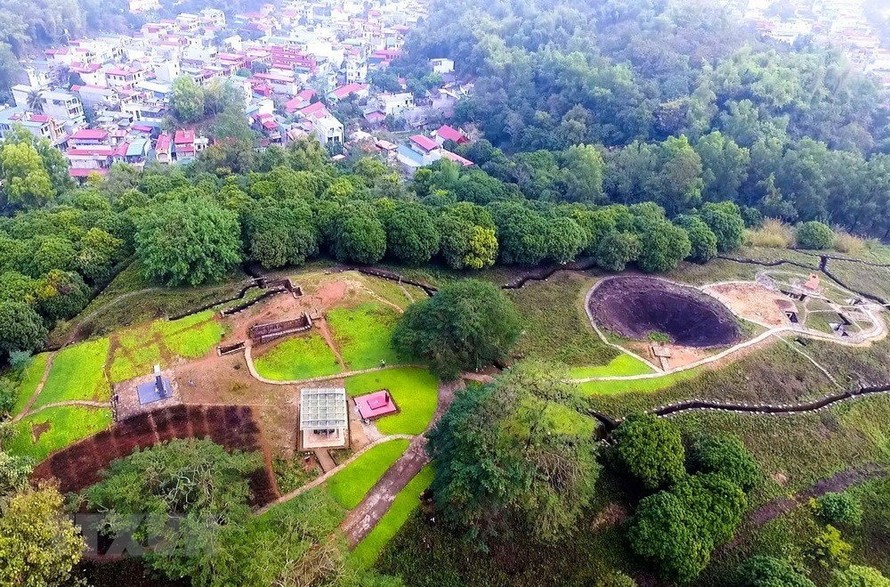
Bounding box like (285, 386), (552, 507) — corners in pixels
(745, 219), (796, 249)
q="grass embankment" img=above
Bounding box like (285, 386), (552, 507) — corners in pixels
(351, 465), (435, 569)
(6, 406), (113, 461)
(48, 261), (249, 346)
(108, 310), (224, 382)
(346, 368), (439, 435)
(507, 271), (616, 366)
(9, 353), (49, 416)
(327, 303), (402, 370)
(327, 439), (410, 509)
(254, 333), (342, 381)
(33, 338), (110, 408)
(569, 354), (654, 379)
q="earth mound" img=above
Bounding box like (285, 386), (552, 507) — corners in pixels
(587, 276), (742, 348)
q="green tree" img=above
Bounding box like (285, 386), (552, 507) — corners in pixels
(385, 201), (441, 265)
(596, 572), (637, 587)
(735, 556), (815, 587)
(0, 450), (32, 499)
(546, 216), (586, 264)
(634, 215), (691, 273)
(814, 492), (863, 528)
(77, 227), (124, 282)
(0, 141), (54, 209)
(31, 237), (76, 276)
(0, 487), (84, 587)
(426, 362), (600, 541)
(438, 203), (498, 270)
(84, 439), (263, 585)
(611, 414), (685, 491)
(393, 279), (520, 379)
(676, 215), (718, 263)
(628, 474), (746, 583)
(171, 76), (206, 123)
(134, 198), (242, 286)
(695, 131), (750, 202)
(489, 201), (549, 265)
(594, 231), (640, 272)
(331, 203), (387, 264)
(558, 144), (605, 203)
(243, 198), (319, 269)
(831, 565), (890, 587)
(700, 201), (745, 252)
(689, 434), (760, 491)
(34, 270), (91, 322)
(808, 525), (853, 570)
(796, 221), (834, 250)
(0, 301), (46, 356)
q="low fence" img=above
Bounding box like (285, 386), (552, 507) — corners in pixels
(248, 313), (313, 344)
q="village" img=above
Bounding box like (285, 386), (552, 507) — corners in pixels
(0, 0), (475, 180)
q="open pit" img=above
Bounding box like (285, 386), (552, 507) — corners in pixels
(587, 276), (742, 348)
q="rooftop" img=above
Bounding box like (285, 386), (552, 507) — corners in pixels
(300, 388), (348, 430)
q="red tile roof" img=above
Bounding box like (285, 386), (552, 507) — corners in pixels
(436, 125), (467, 143)
(409, 134), (439, 153)
(155, 133), (171, 152)
(173, 129), (194, 144)
(298, 102), (328, 119)
(442, 150), (474, 167)
(330, 83), (368, 100)
(70, 129), (109, 141)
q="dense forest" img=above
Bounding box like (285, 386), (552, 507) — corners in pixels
(392, 0), (890, 237)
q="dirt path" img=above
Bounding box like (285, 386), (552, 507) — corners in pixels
(340, 379), (463, 546)
(13, 351), (59, 423)
(315, 319), (346, 371)
(715, 465), (888, 554)
(23, 400), (110, 418)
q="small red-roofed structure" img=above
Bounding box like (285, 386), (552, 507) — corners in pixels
(409, 134), (439, 153)
(354, 390), (399, 420)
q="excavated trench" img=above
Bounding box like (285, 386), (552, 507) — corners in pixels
(587, 276), (742, 348)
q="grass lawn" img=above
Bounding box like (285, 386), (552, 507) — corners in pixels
(346, 368), (439, 435)
(578, 367), (702, 397)
(33, 338), (110, 409)
(163, 319), (224, 358)
(327, 439), (410, 509)
(568, 354), (654, 379)
(9, 353), (50, 416)
(327, 303), (402, 370)
(109, 341), (163, 383)
(351, 465), (434, 569)
(506, 271), (617, 366)
(6, 406), (113, 461)
(254, 333), (342, 381)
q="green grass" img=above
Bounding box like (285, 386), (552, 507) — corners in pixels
(327, 303), (402, 370)
(345, 368), (439, 435)
(578, 366), (702, 396)
(151, 310), (217, 337)
(506, 272), (617, 366)
(164, 319), (224, 358)
(109, 342), (163, 383)
(351, 465), (434, 569)
(568, 354), (654, 379)
(9, 353), (50, 416)
(254, 333), (342, 381)
(33, 338), (110, 408)
(6, 406), (113, 461)
(327, 439), (410, 509)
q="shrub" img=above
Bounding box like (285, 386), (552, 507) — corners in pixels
(831, 565), (890, 587)
(612, 414), (685, 491)
(689, 434), (760, 492)
(808, 525), (852, 570)
(596, 571), (637, 586)
(796, 221), (835, 250)
(832, 230), (866, 255)
(735, 556), (815, 587)
(813, 492), (863, 527)
(745, 219), (795, 248)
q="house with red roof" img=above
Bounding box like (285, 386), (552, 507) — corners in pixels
(283, 89), (316, 115)
(68, 128), (110, 146)
(66, 144), (114, 179)
(435, 125), (468, 145)
(328, 83), (369, 103)
(155, 133), (173, 164)
(298, 101), (329, 121)
(441, 150), (474, 167)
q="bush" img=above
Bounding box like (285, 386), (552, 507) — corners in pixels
(814, 492), (863, 527)
(735, 556), (815, 587)
(677, 215), (718, 263)
(796, 221), (835, 250)
(699, 202), (745, 252)
(689, 434), (760, 492)
(611, 414), (685, 491)
(832, 230), (866, 255)
(808, 525), (852, 570)
(745, 219), (796, 249)
(831, 565), (890, 587)
(596, 571), (637, 586)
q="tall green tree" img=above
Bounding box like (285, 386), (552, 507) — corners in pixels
(611, 414), (685, 491)
(426, 362), (600, 541)
(134, 198), (242, 286)
(393, 279), (520, 379)
(171, 76), (206, 123)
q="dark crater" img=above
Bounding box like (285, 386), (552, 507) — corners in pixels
(588, 276), (742, 348)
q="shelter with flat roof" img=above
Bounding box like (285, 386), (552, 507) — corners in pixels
(355, 390), (398, 420)
(299, 387), (348, 449)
